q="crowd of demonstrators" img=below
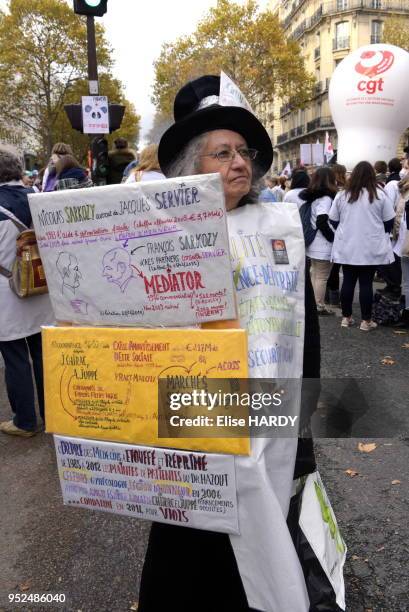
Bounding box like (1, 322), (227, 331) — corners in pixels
(125, 143), (164, 183)
(107, 137), (136, 184)
(0, 146), (54, 438)
(299, 167), (338, 315)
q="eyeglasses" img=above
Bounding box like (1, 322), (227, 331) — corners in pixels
(200, 148), (258, 163)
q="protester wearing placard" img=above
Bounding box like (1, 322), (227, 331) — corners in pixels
(299, 167), (338, 316)
(137, 75), (345, 612)
(329, 161), (395, 331)
(0, 146), (54, 437)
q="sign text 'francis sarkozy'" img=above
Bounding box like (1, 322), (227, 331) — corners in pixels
(28, 174), (236, 326)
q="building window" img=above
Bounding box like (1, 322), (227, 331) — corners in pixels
(371, 20), (383, 44)
(371, 0), (382, 8)
(333, 21), (350, 50)
(337, 0), (348, 10)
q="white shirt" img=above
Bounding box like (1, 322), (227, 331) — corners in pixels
(393, 210), (407, 257)
(283, 188), (306, 209)
(271, 185), (285, 202)
(329, 188), (395, 266)
(306, 196), (334, 261)
(125, 170), (165, 184)
(384, 180), (400, 210)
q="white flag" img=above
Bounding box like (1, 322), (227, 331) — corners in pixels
(280, 162), (292, 178)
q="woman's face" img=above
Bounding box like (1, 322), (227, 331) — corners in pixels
(199, 130), (253, 211)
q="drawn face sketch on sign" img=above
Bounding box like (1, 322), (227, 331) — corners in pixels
(56, 252), (82, 297)
(102, 247), (139, 293)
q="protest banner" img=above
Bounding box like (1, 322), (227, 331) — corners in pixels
(43, 326), (249, 455)
(54, 435), (239, 534)
(28, 174), (236, 326)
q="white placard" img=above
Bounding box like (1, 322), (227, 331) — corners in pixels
(300, 144), (312, 165)
(82, 95), (109, 134)
(219, 71), (253, 113)
(54, 435), (239, 534)
(28, 174), (236, 326)
(312, 143), (324, 166)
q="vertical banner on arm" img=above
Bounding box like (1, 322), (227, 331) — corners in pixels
(226, 202), (311, 612)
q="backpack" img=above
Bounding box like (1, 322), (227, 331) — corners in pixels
(372, 292), (401, 325)
(299, 202), (317, 247)
(0, 205), (48, 298)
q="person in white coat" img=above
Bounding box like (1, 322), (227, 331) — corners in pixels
(0, 146), (54, 437)
(299, 167), (338, 315)
(329, 161), (395, 331)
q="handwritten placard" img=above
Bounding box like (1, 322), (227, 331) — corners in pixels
(54, 435), (239, 534)
(28, 174), (236, 326)
(43, 326), (249, 456)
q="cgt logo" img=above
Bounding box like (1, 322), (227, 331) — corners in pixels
(355, 49), (394, 95)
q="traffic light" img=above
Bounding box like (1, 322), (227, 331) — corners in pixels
(73, 0), (108, 17)
(91, 136), (109, 185)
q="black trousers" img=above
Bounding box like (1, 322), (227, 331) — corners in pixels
(341, 265), (376, 320)
(0, 332), (44, 431)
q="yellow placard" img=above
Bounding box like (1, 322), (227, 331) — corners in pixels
(43, 326), (249, 455)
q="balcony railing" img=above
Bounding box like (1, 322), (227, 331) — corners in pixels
(306, 116), (335, 133)
(333, 36), (350, 51)
(285, 0), (409, 38)
(314, 46), (321, 60)
(371, 34), (382, 43)
(277, 132), (289, 144)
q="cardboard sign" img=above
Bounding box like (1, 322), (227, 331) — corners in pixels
(54, 435), (239, 534)
(43, 326), (249, 456)
(82, 96), (109, 134)
(300, 471), (347, 610)
(29, 174), (236, 327)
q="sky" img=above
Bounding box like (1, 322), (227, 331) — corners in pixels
(0, 0), (270, 146)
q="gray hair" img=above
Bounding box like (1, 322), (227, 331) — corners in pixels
(165, 131), (262, 206)
(0, 145), (23, 183)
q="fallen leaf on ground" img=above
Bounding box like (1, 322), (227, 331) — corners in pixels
(19, 580), (32, 591)
(401, 343), (409, 349)
(391, 480), (401, 485)
(393, 330), (407, 334)
(377, 546), (385, 552)
(381, 356), (395, 365)
(345, 469), (359, 477)
(358, 442), (377, 453)
(351, 554), (360, 560)
(129, 603), (139, 611)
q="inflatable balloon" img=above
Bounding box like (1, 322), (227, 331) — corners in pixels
(329, 44), (409, 170)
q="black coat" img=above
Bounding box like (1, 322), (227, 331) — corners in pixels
(0, 185), (34, 226)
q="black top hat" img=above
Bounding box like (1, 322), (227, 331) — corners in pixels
(158, 75), (273, 177)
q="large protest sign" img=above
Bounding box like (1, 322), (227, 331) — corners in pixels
(54, 436), (239, 534)
(43, 326), (249, 456)
(28, 174), (236, 326)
